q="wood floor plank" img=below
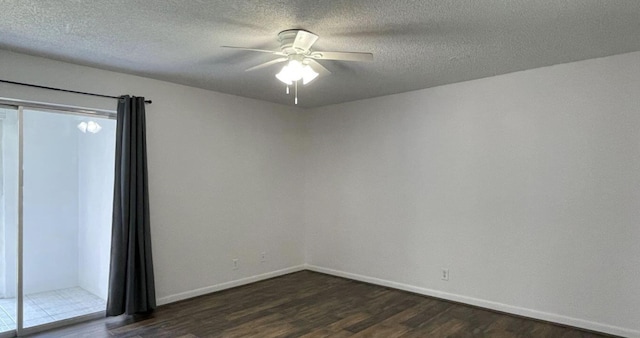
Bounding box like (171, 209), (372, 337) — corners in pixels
(24, 271), (616, 338)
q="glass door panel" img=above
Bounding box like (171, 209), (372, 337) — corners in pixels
(21, 109), (114, 329)
(0, 106), (18, 335)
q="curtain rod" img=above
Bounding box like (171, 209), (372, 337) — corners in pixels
(0, 79), (152, 104)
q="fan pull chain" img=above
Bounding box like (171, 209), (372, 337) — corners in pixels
(295, 81), (298, 105)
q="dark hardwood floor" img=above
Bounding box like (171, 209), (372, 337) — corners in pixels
(27, 271), (613, 337)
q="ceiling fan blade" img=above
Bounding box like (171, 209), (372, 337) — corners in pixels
(307, 59), (331, 76)
(312, 51), (373, 62)
(221, 46), (286, 56)
(245, 57), (288, 71)
(292, 30), (319, 51)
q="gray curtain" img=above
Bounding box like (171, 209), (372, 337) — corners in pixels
(106, 95), (156, 316)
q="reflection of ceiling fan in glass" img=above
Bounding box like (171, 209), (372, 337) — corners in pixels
(222, 29), (374, 104)
(77, 120), (102, 133)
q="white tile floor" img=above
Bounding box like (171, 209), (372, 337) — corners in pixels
(0, 287), (105, 332)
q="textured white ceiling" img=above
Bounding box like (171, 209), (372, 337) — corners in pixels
(1, 1), (640, 107)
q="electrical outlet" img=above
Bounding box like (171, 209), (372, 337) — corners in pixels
(232, 259), (239, 270)
(441, 268), (449, 281)
(260, 252), (267, 263)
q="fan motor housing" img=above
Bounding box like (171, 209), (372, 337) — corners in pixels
(278, 29), (313, 54)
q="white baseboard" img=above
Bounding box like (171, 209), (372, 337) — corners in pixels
(305, 264), (639, 338)
(157, 265), (306, 306)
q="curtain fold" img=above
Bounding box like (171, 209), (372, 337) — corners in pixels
(107, 95), (156, 316)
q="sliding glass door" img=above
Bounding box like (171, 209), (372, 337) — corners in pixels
(0, 106), (18, 336)
(0, 102), (115, 336)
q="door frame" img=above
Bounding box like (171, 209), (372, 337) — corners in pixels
(0, 98), (115, 337)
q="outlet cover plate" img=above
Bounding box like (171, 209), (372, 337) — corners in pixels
(441, 268), (449, 281)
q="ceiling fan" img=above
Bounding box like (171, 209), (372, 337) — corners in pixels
(222, 29), (373, 104)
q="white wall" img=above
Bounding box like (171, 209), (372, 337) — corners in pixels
(22, 110), (79, 294)
(0, 49), (306, 303)
(2, 47), (638, 336)
(77, 118), (116, 300)
(305, 52), (640, 337)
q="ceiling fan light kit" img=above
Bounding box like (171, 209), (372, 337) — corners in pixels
(275, 55), (319, 85)
(222, 29), (373, 105)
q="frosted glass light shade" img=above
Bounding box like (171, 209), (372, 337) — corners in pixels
(276, 69), (293, 85)
(302, 65), (319, 85)
(276, 60), (319, 85)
